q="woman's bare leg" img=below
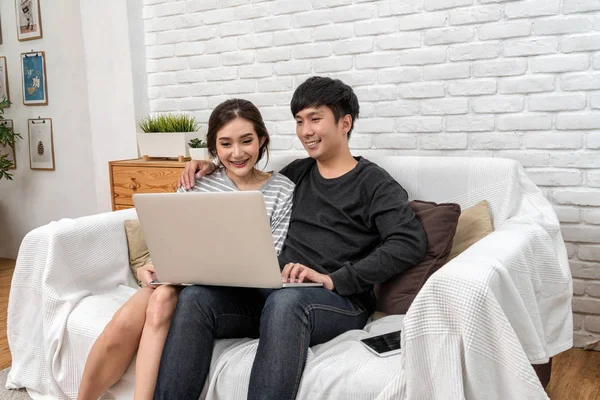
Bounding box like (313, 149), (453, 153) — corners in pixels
(77, 287), (154, 400)
(133, 285), (180, 400)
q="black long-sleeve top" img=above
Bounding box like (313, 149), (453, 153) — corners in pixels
(279, 157), (427, 313)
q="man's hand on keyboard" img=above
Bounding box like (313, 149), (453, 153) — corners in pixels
(282, 263), (334, 291)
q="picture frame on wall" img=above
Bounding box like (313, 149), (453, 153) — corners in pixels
(0, 56), (9, 104)
(21, 51), (47, 106)
(15, 0), (42, 41)
(28, 118), (54, 170)
(0, 12), (4, 45)
(0, 119), (16, 170)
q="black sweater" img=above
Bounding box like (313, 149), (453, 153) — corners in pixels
(279, 157), (427, 313)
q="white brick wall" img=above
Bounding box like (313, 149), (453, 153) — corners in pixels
(143, 0), (600, 350)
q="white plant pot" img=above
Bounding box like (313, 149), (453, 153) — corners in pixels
(137, 132), (198, 158)
(189, 147), (211, 161)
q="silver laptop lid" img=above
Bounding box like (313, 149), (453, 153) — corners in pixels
(133, 191), (283, 288)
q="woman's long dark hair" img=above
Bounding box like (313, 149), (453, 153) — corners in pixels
(206, 99), (270, 168)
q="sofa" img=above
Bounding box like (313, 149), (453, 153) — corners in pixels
(6, 155), (572, 400)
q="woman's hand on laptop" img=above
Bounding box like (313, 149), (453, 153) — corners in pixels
(137, 261), (157, 288)
(282, 263), (334, 291)
(179, 160), (217, 190)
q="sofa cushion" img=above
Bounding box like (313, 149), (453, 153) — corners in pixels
(374, 200), (461, 315)
(201, 316), (406, 400)
(447, 200), (493, 262)
(124, 219), (150, 286)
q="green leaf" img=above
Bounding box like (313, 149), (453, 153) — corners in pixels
(188, 138), (207, 148)
(139, 113), (200, 133)
(0, 153), (15, 180)
(0, 98), (20, 180)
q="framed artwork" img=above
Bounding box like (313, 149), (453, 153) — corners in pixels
(0, 12), (4, 45)
(16, 0), (42, 41)
(21, 51), (47, 106)
(28, 118), (54, 170)
(0, 57), (9, 104)
(0, 119), (16, 169)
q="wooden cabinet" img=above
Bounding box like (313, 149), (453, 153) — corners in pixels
(109, 158), (187, 211)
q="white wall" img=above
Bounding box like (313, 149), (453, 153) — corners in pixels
(142, 0), (600, 348)
(0, 0), (97, 257)
(80, 1), (142, 213)
(0, 0), (142, 258)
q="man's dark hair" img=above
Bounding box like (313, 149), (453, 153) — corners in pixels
(291, 76), (360, 139)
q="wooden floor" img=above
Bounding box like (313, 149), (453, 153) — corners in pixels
(0, 259), (599, 398)
(547, 348), (600, 400)
(0, 258), (15, 371)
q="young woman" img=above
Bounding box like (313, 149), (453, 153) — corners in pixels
(77, 99), (295, 400)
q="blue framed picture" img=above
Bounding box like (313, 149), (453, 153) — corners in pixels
(21, 51), (47, 106)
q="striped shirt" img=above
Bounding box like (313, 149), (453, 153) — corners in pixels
(178, 168), (295, 255)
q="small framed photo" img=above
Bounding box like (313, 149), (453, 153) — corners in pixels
(0, 57), (9, 104)
(0, 12), (4, 45)
(16, 0), (42, 41)
(0, 119), (16, 169)
(28, 118), (54, 170)
(21, 51), (47, 106)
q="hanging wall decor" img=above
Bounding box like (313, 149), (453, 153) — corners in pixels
(0, 56), (9, 104)
(21, 51), (47, 106)
(28, 117), (54, 170)
(15, 0), (42, 41)
(0, 11), (4, 44)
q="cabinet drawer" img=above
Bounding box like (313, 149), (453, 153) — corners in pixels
(112, 166), (182, 206)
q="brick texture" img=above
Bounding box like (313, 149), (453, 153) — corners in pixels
(143, 0), (600, 349)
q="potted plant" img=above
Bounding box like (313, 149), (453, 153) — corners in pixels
(0, 98), (21, 180)
(188, 138), (210, 161)
(137, 113), (200, 160)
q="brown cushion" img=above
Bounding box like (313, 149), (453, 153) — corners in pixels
(447, 200), (493, 262)
(374, 200), (461, 315)
(124, 219), (150, 286)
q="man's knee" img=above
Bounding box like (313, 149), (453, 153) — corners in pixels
(262, 289), (308, 322)
(176, 285), (225, 316)
(176, 285), (206, 309)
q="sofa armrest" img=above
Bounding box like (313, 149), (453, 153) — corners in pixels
(397, 218), (571, 399)
(462, 219), (572, 357)
(7, 209), (139, 395)
(13, 208), (139, 294)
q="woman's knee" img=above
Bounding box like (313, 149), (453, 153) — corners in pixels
(145, 286), (179, 327)
(104, 307), (144, 350)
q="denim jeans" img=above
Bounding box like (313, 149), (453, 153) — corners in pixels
(153, 285), (368, 400)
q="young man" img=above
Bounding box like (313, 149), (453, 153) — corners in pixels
(154, 77), (427, 400)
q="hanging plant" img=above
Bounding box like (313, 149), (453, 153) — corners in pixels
(0, 98), (21, 180)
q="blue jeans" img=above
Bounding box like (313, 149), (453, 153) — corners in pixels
(153, 285), (368, 400)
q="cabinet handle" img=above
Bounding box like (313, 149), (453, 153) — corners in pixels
(128, 178), (140, 190)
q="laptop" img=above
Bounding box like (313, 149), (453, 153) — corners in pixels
(132, 191), (323, 289)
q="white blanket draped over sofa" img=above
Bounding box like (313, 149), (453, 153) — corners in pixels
(7, 156), (572, 400)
